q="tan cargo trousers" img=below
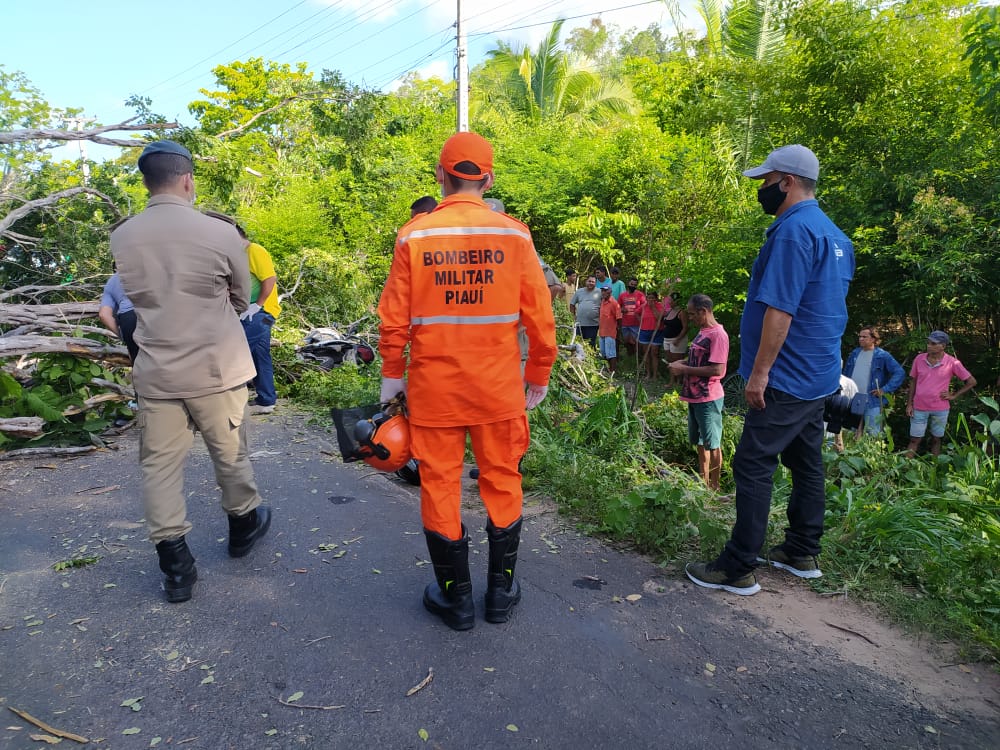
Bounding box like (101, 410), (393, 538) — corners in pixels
(138, 386), (261, 543)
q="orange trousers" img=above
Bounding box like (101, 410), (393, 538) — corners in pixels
(410, 415), (529, 540)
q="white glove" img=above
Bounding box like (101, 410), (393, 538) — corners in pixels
(380, 377), (407, 404)
(240, 303), (262, 321)
(525, 382), (548, 410)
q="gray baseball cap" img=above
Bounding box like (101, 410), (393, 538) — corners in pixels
(927, 330), (950, 345)
(137, 140), (193, 171)
(743, 144), (820, 181)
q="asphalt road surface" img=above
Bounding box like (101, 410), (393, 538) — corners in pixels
(1, 410), (997, 749)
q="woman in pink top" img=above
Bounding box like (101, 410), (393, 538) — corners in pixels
(637, 290), (665, 379)
(904, 330), (977, 457)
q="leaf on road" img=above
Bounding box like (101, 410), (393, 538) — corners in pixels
(418, 728), (429, 741)
(150, 737), (162, 746)
(506, 724), (519, 732)
(200, 675), (215, 685)
(736, 666), (748, 673)
(122, 727), (141, 735)
(121, 697), (143, 711)
(265, 729), (277, 736)
(28, 734), (61, 744)
(372, 569), (381, 574)
(165, 650), (179, 661)
(287, 691), (304, 703)
(924, 726), (938, 734)
(625, 594), (642, 602)
(705, 663), (716, 672)
(483, 667), (495, 672)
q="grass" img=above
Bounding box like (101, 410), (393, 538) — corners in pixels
(523, 349), (1000, 662)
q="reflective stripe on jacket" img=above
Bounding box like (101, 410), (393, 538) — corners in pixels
(378, 194), (557, 428)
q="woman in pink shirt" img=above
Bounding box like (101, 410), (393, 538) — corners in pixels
(637, 290), (665, 379)
(905, 330), (977, 457)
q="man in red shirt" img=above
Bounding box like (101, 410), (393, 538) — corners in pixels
(618, 277), (645, 356)
(598, 286), (622, 374)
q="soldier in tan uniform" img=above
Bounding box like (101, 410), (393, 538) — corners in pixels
(111, 140), (272, 603)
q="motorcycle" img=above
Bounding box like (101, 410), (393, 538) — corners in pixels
(296, 324), (375, 370)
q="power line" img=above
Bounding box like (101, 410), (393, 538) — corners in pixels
(159, 0), (354, 96)
(467, 0), (665, 39)
(311, 0), (441, 71)
(272, 0), (403, 61)
(144, 0), (313, 93)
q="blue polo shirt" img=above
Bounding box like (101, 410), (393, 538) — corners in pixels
(100, 273), (134, 314)
(738, 199), (855, 400)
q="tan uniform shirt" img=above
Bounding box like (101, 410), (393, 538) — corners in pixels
(111, 194), (256, 399)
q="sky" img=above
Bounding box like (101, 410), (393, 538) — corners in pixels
(5, 0), (699, 137)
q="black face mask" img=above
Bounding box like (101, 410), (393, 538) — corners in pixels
(757, 179), (787, 215)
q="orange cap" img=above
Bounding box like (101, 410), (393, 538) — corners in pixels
(439, 131), (493, 179)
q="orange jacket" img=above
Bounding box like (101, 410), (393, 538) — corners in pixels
(378, 194), (557, 428)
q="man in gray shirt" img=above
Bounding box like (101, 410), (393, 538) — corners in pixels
(570, 275), (602, 348)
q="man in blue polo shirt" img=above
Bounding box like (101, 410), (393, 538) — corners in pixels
(686, 144), (855, 595)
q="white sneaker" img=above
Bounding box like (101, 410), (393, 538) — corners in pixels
(249, 404), (275, 415)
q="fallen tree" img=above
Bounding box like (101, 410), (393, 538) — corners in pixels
(0, 333), (130, 367)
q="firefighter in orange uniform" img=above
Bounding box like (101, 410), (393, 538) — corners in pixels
(377, 132), (557, 631)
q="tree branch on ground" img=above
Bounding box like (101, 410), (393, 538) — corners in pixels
(0, 417), (45, 439)
(0, 334), (130, 366)
(0, 446), (97, 461)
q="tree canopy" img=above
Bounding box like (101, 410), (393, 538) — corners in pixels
(1, 0), (997, 371)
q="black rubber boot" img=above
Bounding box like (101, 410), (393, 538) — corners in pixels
(423, 527), (475, 631)
(485, 517), (522, 623)
(228, 506), (272, 558)
(155, 537), (198, 603)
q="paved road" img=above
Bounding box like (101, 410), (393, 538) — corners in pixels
(1, 410), (997, 749)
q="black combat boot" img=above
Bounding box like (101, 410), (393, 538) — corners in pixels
(485, 517), (522, 623)
(228, 505), (272, 558)
(155, 537), (198, 603)
(423, 527), (475, 631)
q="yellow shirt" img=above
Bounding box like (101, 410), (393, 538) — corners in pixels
(247, 242), (280, 318)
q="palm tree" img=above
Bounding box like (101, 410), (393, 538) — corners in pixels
(692, 0), (786, 166)
(473, 20), (634, 128)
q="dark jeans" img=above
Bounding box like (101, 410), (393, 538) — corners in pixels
(577, 324), (598, 348)
(116, 310), (139, 364)
(719, 388), (826, 575)
(242, 312), (276, 406)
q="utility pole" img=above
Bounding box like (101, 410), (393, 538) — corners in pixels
(455, 0), (469, 132)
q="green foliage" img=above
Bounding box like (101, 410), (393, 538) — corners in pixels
(822, 437), (1000, 654)
(53, 555), (99, 571)
(0, 354), (130, 447)
(289, 364), (380, 412)
(474, 20), (635, 129)
(963, 5), (1000, 125)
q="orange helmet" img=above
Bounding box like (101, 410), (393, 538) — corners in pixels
(353, 412), (411, 472)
